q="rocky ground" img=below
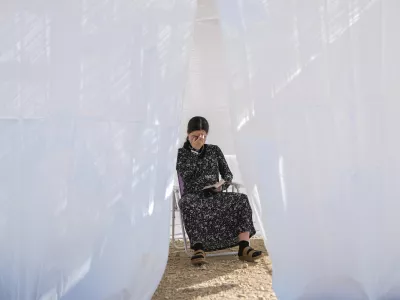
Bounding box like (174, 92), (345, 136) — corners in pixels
(153, 238), (276, 300)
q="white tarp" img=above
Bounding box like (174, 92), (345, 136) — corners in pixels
(218, 0), (400, 299)
(2, 0), (400, 299)
(0, 1), (196, 299)
(180, 0), (236, 155)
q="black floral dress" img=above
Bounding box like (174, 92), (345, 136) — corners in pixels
(176, 142), (256, 252)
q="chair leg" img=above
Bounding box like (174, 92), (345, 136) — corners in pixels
(171, 190), (176, 243)
(171, 190), (184, 250)
(180, 211), (191, 257)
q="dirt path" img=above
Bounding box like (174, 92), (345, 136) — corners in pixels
(153, 239), (277, 300)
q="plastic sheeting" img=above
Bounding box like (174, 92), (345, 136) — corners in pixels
(180, 0), (236, 155)
(0, 0), (196, 299)
(3, 0), (400, 299)
(218, 0), (400, 299)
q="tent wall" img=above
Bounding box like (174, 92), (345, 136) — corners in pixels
(218, 0), (400, 299)
(181, 0), (235, 156)
(0, 1), (196, 299)
(2, 0), (400, 299)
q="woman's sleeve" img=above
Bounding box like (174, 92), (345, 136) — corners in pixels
(176, 148), (198, 182)
(216, 146), (233, 189)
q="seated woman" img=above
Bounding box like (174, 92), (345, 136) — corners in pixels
(176, 116), (264, 265)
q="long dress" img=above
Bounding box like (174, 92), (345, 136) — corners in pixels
(176, 142), (256, 252)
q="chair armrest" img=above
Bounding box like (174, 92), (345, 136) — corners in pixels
(231, 182), (244, 188)
(229, 182), (244, 192)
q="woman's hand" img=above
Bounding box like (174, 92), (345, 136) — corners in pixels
(189, 132), (206, 150)
(212, 186), (222, 193)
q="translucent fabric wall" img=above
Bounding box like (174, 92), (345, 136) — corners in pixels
(2, 0), (400, 299)
(180, 0), (236, 155)
(218, 0), (400, 299)
(0, 1), (196, 299)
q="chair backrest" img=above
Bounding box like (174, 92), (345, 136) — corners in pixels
(177, 173), (185, 196)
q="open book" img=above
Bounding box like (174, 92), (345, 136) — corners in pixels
(203, 179), (226, 191)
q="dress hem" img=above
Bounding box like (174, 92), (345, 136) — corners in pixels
(189, 230), (257, 252)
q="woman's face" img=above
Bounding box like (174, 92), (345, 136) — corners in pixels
(188, 130), (207, 144)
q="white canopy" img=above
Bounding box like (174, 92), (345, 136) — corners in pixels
(1, 0), (400, 299)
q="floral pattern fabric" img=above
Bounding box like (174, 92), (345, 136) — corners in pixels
(176, 143), (256, 251)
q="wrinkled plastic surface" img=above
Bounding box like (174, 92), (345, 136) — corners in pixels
(180, 0), (236, 154)
(218, 0), (400, 299)
(0, 0), (196, 299)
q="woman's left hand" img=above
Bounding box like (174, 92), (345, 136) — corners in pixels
(212, 186), (223, 193)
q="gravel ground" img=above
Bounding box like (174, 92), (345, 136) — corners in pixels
(153, 238), (276, 300)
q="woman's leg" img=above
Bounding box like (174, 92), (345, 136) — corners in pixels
(179, 194), (207, 265)
(237, 235), (263, 261)
(179, 194), (205, 249)
(236, 196), (263, 261)
(238, 231), (250, 241)
(191, 242), (206, 265)
(193, 243), (204, 251)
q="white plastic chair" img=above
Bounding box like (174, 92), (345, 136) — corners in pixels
(171, 174), (245, 257)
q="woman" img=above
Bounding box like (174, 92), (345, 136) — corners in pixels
(176, 116), (263, 265)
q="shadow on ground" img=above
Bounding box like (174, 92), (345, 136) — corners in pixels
(153, 238), (275, 300)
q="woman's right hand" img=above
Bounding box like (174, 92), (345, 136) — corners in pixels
(212, 186), (222, 193)
(189, 134), (205, 150)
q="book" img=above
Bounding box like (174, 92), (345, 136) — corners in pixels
(203, 179), (226, 191)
